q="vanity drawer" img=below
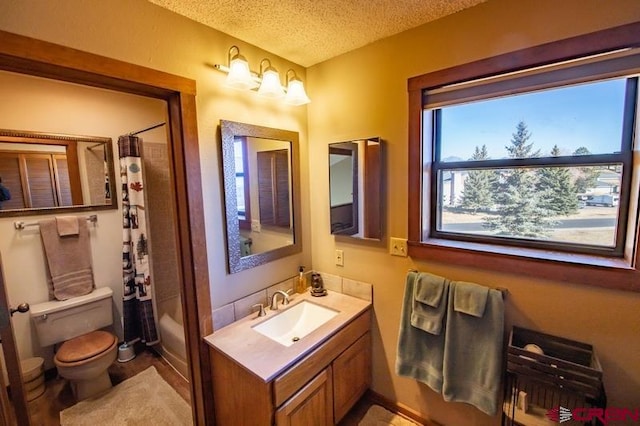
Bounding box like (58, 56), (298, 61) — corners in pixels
(273, 309), (371, 407)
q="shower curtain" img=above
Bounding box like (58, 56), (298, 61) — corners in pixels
(118, 134), (159, 346)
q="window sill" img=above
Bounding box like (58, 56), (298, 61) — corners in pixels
(408, 238), (640, 292)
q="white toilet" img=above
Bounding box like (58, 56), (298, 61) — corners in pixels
(30, 287), (118, 401)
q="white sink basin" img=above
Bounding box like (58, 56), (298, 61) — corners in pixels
(252, 300), (339, 347)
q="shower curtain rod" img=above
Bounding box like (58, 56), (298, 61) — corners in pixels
(86, 142), (104, 150)
(127, 122), (166, 136)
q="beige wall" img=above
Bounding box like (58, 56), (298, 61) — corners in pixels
(307, 0), (640, 424)
(2, 0), (640, 424)
(0, 0), (311, 312)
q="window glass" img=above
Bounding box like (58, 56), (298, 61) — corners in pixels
(436, 164), (622, 248)
(438, 79), (627, 162)
(233, 139), (246, 219)
(424, 76), (635, 256)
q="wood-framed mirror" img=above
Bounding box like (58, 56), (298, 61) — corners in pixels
(0, 129), (117, 217)
(329, 137), (383, 241)
(220, 120), (302, 274)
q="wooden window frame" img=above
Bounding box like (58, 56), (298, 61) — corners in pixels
(427, 74), (635, 257)
(407, 22), (640, 292)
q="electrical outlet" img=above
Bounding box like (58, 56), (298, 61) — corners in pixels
(335, 249), (344, 266)
(390, 237), (408, 257)
(251, 220), (261, 232)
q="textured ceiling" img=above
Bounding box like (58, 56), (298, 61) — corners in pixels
(148, 0), (487, 67)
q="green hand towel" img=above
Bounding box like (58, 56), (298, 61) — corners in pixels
(411, 272), (449, 335)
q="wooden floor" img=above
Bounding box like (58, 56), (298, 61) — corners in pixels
(26, 347), (190, 426)
(24, 350), (408, 426)
(338, 396), (375, 425)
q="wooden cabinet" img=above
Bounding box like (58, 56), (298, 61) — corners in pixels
(275, 367), (333, 426)
(210, 309), (371, 425)
(333, 333), (371, 423)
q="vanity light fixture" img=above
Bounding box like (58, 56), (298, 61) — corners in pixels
(257, 59), (285, 98)
(214, 46), (310, 106)
(284, 69), (311, 106)
(220, 46), (259, 90)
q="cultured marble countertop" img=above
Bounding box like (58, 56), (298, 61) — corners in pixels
(204, 290), (371, 383)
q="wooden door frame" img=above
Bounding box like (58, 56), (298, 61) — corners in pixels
(0, 252), (29, 425)
(0, 30), (214, 425)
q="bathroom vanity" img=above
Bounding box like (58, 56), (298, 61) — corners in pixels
(205, 291), (371, 425)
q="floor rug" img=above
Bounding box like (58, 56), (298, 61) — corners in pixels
(60, 366), (192, 425)
(358, 404), (421, 426)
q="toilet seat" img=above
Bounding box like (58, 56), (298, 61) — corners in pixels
(55, 330), (117, 366)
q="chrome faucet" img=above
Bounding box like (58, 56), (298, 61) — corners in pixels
(270, 290), (291, 310)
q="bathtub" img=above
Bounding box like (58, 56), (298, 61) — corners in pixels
(156, 296), (189, 379)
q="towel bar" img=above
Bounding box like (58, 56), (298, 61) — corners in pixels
(14, 214), (98, 230)
(407, 269), (508, 298)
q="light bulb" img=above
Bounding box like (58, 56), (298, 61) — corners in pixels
(284, 79), (311, 105)
(257, 68), (285, 98)
(224, 55), (258, 90)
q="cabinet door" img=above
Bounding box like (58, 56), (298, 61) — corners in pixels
(333, 332), (371, 423)
(276, 367), (333, 426)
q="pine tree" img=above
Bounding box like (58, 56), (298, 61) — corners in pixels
(484, 121), (552, 237)
(572, 146), (600, 193)
(505, 121), (541, 159)
(461, 145), (495, 213)
(537, 145), (579, 216)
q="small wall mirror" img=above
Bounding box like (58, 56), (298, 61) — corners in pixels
(329, 137), (383, 240)
(220, 120), (302, 274)
(0, 129), (116, 217)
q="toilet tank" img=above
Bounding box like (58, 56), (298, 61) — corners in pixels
(30, 287), (114, 347)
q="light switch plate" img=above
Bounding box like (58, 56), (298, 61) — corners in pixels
(390, 237), (408, 257)
(335, 249), (344, 266)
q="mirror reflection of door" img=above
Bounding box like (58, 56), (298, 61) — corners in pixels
(0, 131), (116, 215)
(329, 143), (358, 236)
(329, 138), (383, 240)
(235, 136), (294, 258)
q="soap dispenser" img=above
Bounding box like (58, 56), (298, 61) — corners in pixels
(296, 266), (307, 294)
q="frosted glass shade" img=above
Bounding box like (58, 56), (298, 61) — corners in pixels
(225, 56), (258, 90)
(284, 79), (311, 105)
(258, 69), (285, 98)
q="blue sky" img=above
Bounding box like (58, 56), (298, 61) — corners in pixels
(438, 78), (627, 160)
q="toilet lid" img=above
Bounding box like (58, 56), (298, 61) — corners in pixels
(56, 330), (116, 363)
